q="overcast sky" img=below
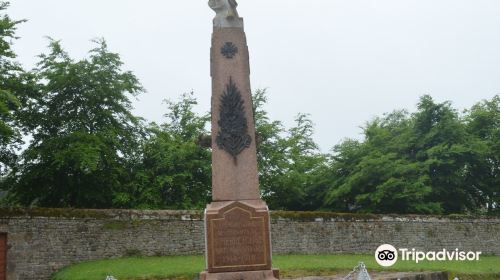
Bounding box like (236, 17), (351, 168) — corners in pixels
(8, 0), (500, 151)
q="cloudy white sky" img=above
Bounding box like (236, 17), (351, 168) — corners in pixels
(8, 0), (500, 151)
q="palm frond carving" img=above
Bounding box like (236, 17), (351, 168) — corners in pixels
(216, 76), (252, 164)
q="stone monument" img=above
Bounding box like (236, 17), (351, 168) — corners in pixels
(200, 1), (279, 280)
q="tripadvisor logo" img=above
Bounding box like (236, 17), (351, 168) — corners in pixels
(375, 244), (398, 267)
(375, 244), (482, 267)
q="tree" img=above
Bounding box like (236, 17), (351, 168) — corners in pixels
(465, 95), (500, 213)
(253, 90), (327, 210)
(324, 95), (487, 214)
(253, 89), (287, 205)
(410, 95), (478, 213)
(2, 39), (145, 208)
(325, 110), (439, 214)
(0, 1), (25, 175)
(126, 92), (211, 209)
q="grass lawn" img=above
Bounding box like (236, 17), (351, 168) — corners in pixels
(51, 254), (500, 280)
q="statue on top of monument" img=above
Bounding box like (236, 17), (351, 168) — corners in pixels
(208, 0), (244, 28)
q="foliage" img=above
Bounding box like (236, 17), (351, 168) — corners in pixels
(1, 39), (145, 208)
(464, 95), (500, 212)
(253, 90), (328, 210)
(124, 92), (211, 209)
(325, 95), (499, 214)
(0, 1), (26, 175)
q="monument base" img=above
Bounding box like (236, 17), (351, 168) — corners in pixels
(202, 200), (279, 279)
(200, 269), (280, 280)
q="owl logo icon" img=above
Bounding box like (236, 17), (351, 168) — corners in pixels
(375, 244), (398, 267)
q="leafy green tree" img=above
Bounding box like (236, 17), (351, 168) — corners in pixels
(0, 1), (25, 175)
(275, 113), (328, 210)
(324, 95), (488, 214)
(325, 110), (439, 213)
(253, 89), (287, 204)
(410, 95), (478, 213)
(323, 139), (366, 211)
(125, 92), (211, 209)
(465, 95), (500, 213)
(2, 39), (144, 208)
(253, 90), (327, 210)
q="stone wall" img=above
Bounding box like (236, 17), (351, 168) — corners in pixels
(0, 208), (498, 280)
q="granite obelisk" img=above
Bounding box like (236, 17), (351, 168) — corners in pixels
(200, 1), (279, 279)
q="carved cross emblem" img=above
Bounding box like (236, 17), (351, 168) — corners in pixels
(221, 42), (238, 59)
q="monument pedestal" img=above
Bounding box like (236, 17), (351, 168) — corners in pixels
(201, 200), (278, 280)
